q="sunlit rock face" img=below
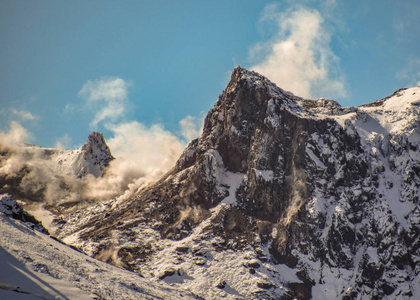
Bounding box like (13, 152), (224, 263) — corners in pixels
(75, 131), (114, 178)
(56, 67), (420, 299)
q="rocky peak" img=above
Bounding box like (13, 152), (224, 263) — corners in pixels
(181, 67), (301, 172)
(81, 132), (113, 161)
(174, 67), (362, 221)
(75, 132), (114, 177)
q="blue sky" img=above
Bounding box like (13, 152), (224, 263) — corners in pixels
(1, 0), (420, 149)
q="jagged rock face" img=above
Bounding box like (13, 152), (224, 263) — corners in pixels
(57, 68), (420, 299)
(73, 131), (114, 178)
(164, 68), (367, 252)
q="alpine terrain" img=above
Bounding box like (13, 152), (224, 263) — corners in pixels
(1, 67), (420, 299)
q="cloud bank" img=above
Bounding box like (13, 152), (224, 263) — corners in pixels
(250, 4), (346, 100)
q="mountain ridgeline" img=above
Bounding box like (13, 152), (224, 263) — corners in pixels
(34, 68), (420, 299)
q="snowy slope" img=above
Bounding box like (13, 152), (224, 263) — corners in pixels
(0, 203), (199, 299)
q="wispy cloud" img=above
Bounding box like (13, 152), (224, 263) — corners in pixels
(179, 115), (203, 142)
(55, 134), (73, 150)
(63, 103), (75, 113)
(396, 57), (420, 87)
(392, 18), (406, 34)
(249, 4), (346, 100)
(392, 2), (420, 35)
(10, 108), (39, 121)
(0, 121), (30, 146)
(78, 78), (129, 128)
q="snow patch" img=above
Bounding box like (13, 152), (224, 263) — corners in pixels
(220, 172), (245, 205)
(306, 144), (326, 169)
(253, 168), (274, 182)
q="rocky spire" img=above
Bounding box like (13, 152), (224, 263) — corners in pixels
(76, 132), (114, 177)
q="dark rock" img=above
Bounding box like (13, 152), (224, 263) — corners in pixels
(175, 245), (189, 253)
(257, 281), (275, 289)
(216, 280), (226, 289)
(381, 283), (395, 295)
(159, 268), (176, 280)
(287, 282), (312, 300)
(246, 259), (260, 268)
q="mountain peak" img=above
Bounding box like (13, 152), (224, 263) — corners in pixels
(76, 132), (114, 177)
(81, 132), (112, 155)
(227, 66), (280, 97)
(231, 66), (271, 82)
(229, 66), (298, 98)
(231, 65), (259, 79)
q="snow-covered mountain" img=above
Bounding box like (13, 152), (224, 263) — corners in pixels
(59, 131), (114, 178)
(2, 67), (420, 299)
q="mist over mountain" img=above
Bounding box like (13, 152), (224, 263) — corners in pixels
(0, 132), (114, 205)
(1, 67), (420, 299)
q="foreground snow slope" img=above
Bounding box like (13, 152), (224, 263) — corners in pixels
(0, 211), (198, 299)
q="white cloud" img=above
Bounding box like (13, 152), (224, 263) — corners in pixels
(106, 121), (184, 176)
(179, 115), (203, 142)
(81, 121), (186, 202)
(250, 5), (346, 100)
(0, 121), (30, 146)
(78, 78), (129, 128)
(63, 103), (75, 113)
(10, 109), (39, 121)
(55, 134), (73, 150)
